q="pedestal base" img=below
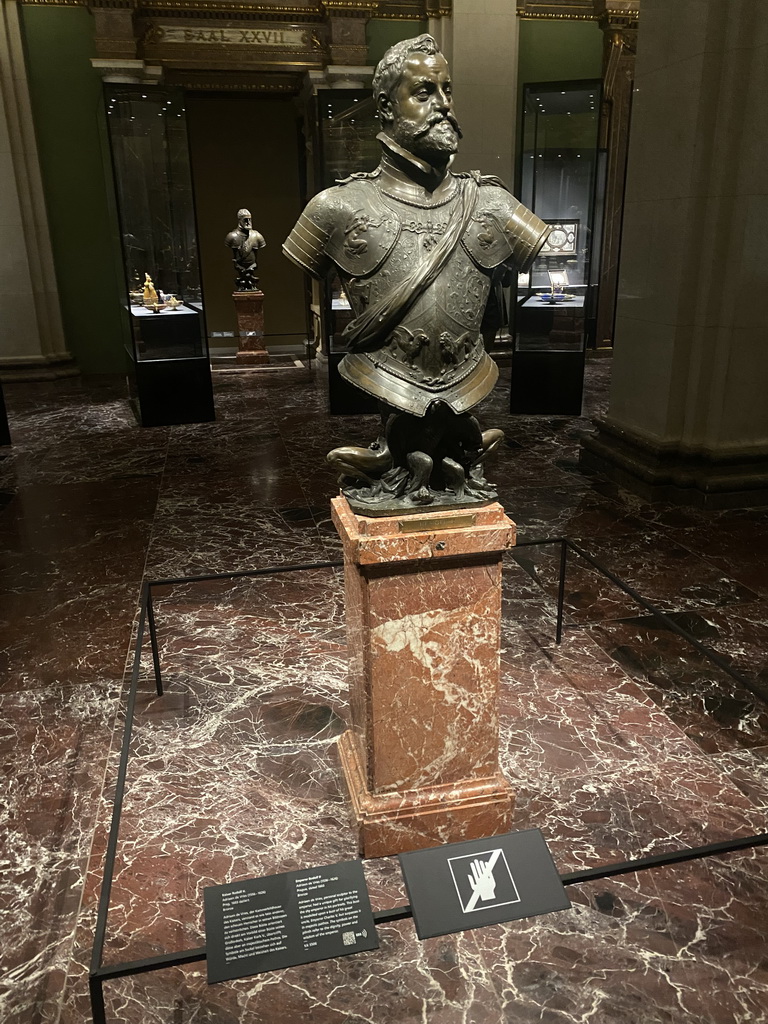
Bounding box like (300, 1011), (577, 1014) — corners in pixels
(232, 290), (269, 366)
(332, 497), (517, 858)
(338, 731), (514, 858)
(235, 349), (270, 366)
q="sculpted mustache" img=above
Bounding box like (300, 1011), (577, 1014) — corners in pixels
(414, 114), (463, 139)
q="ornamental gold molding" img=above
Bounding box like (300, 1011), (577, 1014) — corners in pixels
(320, 0), (378, 13)
(21, 0), (448, 17)
(516, 0), (639, 21)
(20, 0), (91, 6)
(147, 3), (323, 14)
(516, 0), (596, 18)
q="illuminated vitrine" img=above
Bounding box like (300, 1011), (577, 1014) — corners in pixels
(105, 85), (214, 427)
(512, 79), (605, 415)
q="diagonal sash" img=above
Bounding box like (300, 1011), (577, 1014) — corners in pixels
(342, 172), (481, 354)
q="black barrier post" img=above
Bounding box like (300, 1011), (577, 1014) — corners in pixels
(146, 586), (163, 697)
(88, 974), (106, 1024)
(556, 539), (568, 644)
(89, 581), (150, 1023)
(512, 538), (568, 645)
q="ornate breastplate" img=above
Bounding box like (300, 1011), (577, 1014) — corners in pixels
(338, 182), (496, 415)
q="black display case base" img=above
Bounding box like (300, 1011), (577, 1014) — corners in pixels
(125, 303), (216, 428)
(128, 351), (215, 427)
(510, 350), (585, 416)
(0, 381), (11, 445)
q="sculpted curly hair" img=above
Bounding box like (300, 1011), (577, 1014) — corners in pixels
(371, 34), (442, 107)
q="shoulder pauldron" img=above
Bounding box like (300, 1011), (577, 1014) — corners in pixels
(461, 186), (519, 269)
(324, 180), (401, 277)
(462, 185), (551, 272)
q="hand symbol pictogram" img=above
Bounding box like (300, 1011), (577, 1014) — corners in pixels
(468, 858), (496, 901)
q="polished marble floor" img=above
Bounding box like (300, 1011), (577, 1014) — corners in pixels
(1, 358), (767, 1024)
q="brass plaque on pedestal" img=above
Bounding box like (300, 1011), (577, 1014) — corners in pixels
(398, 513), (477, 533)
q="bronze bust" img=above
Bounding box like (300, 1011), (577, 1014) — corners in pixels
(284, 35), (550, 514)
(226, 208), (266, 292)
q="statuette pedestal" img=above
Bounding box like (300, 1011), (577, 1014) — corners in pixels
(232, 291), (269, 366)
(331, 496), (516, 857)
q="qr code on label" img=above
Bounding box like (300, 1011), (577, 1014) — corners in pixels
(342, 931), (356, 946)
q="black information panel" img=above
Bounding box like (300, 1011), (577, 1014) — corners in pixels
(204, 860), (379, 983)
(399, 829), (570, 940)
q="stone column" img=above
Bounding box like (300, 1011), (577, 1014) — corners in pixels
(449, 0), (519, 189)
(332, 498), (516, 857)
(448, 0), (518, 344)
(0, 0), (72, 378)
(581, 0), (768, 507)
(594, 0), (638, 348)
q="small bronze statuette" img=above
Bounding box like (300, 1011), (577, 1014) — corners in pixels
(226, 208), (266, 292)
(283, 35), (551, 515)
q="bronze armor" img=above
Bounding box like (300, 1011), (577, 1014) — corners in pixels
(284, 170), (549, 416)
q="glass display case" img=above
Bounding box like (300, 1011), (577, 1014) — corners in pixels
(311, 89), (379, 414)
(511, 80), (604, 415)
(105, 85), (214, 427)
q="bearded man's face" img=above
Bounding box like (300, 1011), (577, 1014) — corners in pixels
(386, 52), (463, 163)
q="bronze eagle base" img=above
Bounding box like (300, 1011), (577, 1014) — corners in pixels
(327, 403), (503, 518)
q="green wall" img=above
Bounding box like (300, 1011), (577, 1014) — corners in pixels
(518, 19), (603, 89)
(367, 18), (602, 92)
(366, 19), (427, 66)
(21, 5), (128, 374)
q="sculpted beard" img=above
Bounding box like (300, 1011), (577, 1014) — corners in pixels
(392, 111), (463, 162)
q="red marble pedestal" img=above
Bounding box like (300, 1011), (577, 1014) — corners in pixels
(331, 497), (517, 857)
(232, 291), (269, 365)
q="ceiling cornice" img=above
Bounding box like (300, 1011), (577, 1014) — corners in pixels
(21, 0), (449, 17)
(516, 0), (639, 22)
